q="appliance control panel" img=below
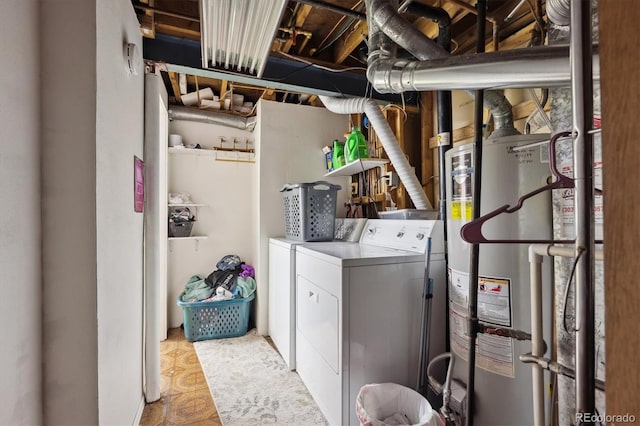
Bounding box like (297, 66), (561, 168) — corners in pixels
(359, 219), (444, 253)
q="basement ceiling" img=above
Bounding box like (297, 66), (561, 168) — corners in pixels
(133, 0), (545, 110)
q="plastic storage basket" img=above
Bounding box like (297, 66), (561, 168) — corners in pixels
(280, 181), (341, 241)
(169, 221), (194, 238)
(177, 293), (254, 342)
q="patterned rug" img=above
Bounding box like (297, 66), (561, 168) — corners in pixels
(194, 329), (328, 425)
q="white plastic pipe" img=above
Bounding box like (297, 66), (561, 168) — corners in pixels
(527, 244), (603, 426)
(319, 95), (432, 210)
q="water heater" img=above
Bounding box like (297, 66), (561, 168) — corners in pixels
(444, 134), (553, 425)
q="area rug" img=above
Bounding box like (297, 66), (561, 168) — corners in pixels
(194, 329), (328, 425)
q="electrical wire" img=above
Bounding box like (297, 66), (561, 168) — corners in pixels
(278, 51), (367, 73)
(528, 88), (554, 131)
(561, 247), (585, 334)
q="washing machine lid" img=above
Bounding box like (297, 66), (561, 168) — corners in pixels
(296, 242), (426, 267)
(269, 237), (306, 249)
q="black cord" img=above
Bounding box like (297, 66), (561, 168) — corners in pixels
(270, 62), (315, 82)
(562, 248), (585, 334)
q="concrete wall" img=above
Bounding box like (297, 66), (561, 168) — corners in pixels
(0, 1), (42, 424)
(255, 100), (351, 335)
(96, 0), (145, 424)
(167, 121), (257, 328)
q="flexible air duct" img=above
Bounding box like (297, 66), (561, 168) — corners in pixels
(547, 0), (571, 26)
(168, 105), (257, 131)
(319, 95), (432, 210)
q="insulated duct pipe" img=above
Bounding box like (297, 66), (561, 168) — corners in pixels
(403, 1), (453, 222)
(319, 95), (432, 210)
(167, 105), (257, 131)
(366, 0), (518, 136)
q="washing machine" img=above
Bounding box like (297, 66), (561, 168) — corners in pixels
(268, 218), (368, 370)
(294, 219), (446, 426)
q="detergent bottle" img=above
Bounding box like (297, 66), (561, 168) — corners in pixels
(345, 126), (368, 163)
(332, 140), (346, 170)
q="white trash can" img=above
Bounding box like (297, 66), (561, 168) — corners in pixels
(355, 383), (442, 426)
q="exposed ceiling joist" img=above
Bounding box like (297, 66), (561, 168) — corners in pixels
(333, 20), (368, 64)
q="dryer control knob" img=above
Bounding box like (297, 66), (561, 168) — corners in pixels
(396, 231), (404, 238)
(416, 233), (425, 240)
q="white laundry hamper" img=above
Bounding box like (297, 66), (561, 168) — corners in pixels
(356, 383), (443, 426)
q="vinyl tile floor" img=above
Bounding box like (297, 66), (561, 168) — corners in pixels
(139, 328), (222, 425)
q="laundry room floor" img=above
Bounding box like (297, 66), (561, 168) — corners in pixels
(139, 328), (222, 425)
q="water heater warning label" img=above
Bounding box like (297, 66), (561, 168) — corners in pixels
(478, 276), (512, 327)
(449, 308), (515, 378)
(449, 269), (513, 327)
(451, 152), (473, 221)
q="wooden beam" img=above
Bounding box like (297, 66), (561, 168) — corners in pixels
(420, 92), (434, 204)
(428, 125), (475, 149)
(168, 71), (182, 104)
(334, 20), (368, 64)
(263, 89), (276, 101)
(220, 80), (228, 99)
(282, 5), (313, 53)
(601, 0), (640, 418)
(155, 22), (200, 40)
(485, 21), (537, 52)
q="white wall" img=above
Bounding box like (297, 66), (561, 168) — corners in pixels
(0, 1), (42, 424)
(96, 0), (145, 424)
(40, 0), (144, 424)
(167, 121), (257, 327)
(255, 100), (351, 335)
(40, 1), (99, 423)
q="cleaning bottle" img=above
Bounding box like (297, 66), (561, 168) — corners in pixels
(345, 126), (368, 163)
(332, 140), (346, 170)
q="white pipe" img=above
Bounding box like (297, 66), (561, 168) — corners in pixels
(526, 244), (604, 426)
(319, 95), (432, 210)
(528, 247), (545, 426)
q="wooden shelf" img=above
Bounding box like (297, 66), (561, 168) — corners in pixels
(168, 203), (207, 207)
(168, 236), (208, 241)
(324, 158), (389, 177)
(168, 147), (216, 156)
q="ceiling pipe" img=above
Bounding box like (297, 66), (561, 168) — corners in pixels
(367, 0), (518, 137)
(366, 45), (600, 91)
(547, 0), (571, 26)
(168, 105), (257, 131)
(291, 0), (367, 21)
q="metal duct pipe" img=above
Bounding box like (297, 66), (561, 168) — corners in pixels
(319, 95), (433, 210)
(366, 45), (600, 91)
(484, 90), (518, 138)
(367, 0), (517, 137)
(366, 0), (449, 60)
(167, 106), (257, 131)
(547, 0), (571, 26)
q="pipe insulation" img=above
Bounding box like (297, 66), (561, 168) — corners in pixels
(319, 95), (432, 210)
(167, 105), (257, 131)
(366, 0), (517, 137)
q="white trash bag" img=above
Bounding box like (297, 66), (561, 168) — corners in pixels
(355, 383), (443, 426)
